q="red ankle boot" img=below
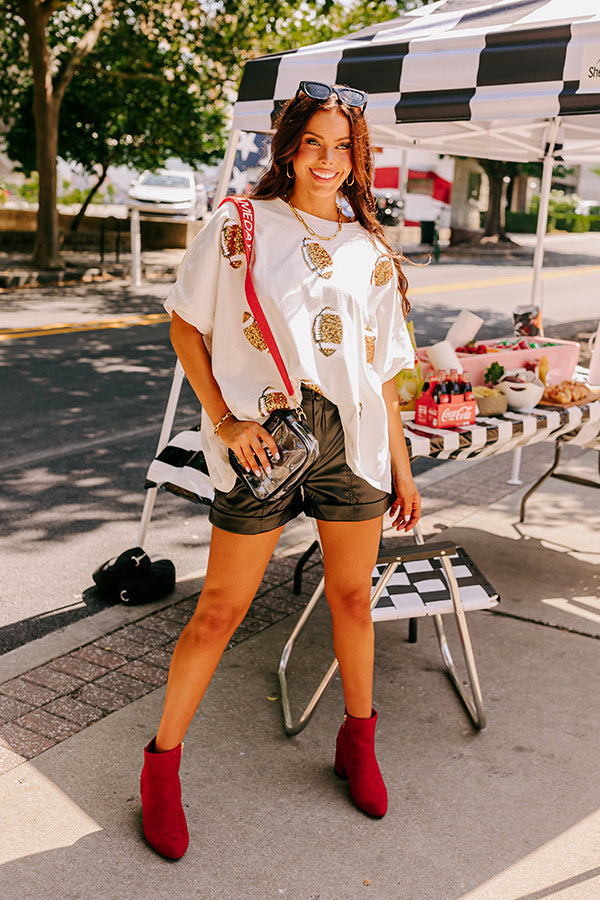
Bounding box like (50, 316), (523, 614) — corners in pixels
(140, 738), (189, 859)
(334, 709), (388, 818)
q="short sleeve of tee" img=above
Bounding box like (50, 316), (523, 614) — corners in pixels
(372, 278), (415, 383)
(164, 205), (234, 336)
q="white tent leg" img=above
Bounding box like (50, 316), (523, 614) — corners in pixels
(137, 360), (186, 546)
(131, 209), (142, 287)
(530, 117), (560, 322)
(507, 445), (523, 485)
(135, 130), (242, 546)
(399, 149), (408, 228)
(213, 129), (241, 208)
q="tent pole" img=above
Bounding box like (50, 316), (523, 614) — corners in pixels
(135, 130), (241, 544)
(399, 149), (408, 228)
(213, 129), (241, 208)
(136, 360), (186, 546)
(530, 117), (560, 321)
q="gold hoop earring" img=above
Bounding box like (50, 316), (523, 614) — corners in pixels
(286, 162), (294, 179)
(346, 171), (355, 186)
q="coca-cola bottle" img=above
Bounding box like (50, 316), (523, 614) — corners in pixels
(447, 368), (462, 398)
(432, 370), (450, 403)
(459, 370), (474, 400)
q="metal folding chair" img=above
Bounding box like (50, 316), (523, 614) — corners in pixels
(277, 523), (498, 736)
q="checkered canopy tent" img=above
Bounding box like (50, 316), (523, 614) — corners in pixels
(232, 0), (600, 164)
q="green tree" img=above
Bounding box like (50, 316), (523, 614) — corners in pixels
(6, 19), (227, 231)
(1, 2), (116, 268)
(1, 1), (428, 267)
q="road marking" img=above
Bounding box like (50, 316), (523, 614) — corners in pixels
(1, 263), (599, 340)
(409, 265), (600, 295)
(0, 312), (170, 341)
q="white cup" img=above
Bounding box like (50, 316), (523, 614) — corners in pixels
(445, 310), (484, 349)
(426, 339), (463, 374)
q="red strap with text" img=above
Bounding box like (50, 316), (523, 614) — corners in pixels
(219, 196), (294, 398)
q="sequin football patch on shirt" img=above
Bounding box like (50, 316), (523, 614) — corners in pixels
(258, 387), (290, 416)
(372, 256), (394, 286)
(301, 238), (334, 279)
(242, 311), (268, 352)
(220, 221), (245, 269)
(312, 306), (343, 357)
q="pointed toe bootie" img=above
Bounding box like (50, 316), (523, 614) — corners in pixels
(334, 709), (388, 818)
(140, 738), (189, 859)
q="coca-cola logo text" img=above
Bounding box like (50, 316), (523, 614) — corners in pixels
(438, 403), (475, 425)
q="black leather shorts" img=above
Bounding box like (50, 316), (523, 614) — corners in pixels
(209, 386), (392, 535)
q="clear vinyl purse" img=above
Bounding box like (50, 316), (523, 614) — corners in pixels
(220, 197), (320, 502)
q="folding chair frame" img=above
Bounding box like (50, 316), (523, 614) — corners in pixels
(277, 524), (486, 736)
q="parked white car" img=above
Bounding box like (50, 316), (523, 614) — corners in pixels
(127, 169), (207, 220)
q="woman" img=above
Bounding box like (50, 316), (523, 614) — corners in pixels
(140, 81), (421, 859)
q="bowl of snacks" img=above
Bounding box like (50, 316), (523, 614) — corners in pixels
(497, 369), (544, 411)
(473, 385), (508, 416)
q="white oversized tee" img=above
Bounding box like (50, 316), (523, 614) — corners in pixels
(164, 197), (414, 493)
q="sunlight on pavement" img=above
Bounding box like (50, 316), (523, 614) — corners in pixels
(0, 761), (102, 864)
(460, 809), (600, 900)
(542, 597), (600, 625)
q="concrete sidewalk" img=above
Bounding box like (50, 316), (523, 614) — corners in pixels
(1, 447), (599, 899)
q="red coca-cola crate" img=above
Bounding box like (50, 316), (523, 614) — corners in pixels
(415, 394), (477, 429)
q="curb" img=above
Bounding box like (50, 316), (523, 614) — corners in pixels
(0, 263), (178, 291)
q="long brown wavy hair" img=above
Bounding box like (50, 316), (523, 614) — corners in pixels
(251, 89), (410, 318)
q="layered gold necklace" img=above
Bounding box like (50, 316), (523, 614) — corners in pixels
(286, 198), (343, 280)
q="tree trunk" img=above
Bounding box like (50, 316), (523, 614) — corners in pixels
(70, 165), (108, 232)
(483, 174), (506, 239)
(19, 0), (114, 268)
(32, 95), (62, 268)
(21, 2), (62, 269)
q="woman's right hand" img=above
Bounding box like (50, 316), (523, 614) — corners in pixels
(218, 417), (280, 477)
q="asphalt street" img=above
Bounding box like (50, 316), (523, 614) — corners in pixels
(0, 231), (598, 657)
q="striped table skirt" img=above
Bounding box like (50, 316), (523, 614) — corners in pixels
(144, 401), (600, 507)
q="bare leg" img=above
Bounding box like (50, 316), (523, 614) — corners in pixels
(317, 517), (383, 718)
(155, 523), (284, 751)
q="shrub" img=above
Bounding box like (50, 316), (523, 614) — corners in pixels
(552, 214), (590, 233)
(505, 211), (540, 233)
(529, 189), (580, 217)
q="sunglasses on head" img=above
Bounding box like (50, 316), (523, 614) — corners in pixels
(295, 81), (368, 112)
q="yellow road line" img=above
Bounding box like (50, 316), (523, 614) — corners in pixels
(0, 312), (170, 341)
(409, 265), (600, 295)
(2, 264), (599, 340)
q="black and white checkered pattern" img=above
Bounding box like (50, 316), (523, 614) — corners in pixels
(371, 546), (499, 621)
(232, 0), (600, 163)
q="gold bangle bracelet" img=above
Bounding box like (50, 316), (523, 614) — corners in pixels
(213, 411), (234, 436)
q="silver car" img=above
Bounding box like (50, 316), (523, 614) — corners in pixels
(127, 169), (207, 220)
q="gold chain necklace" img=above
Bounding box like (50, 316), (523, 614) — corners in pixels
(287, 198), (343, 241)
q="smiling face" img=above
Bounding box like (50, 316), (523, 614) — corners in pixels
(288, 108), (353, 219)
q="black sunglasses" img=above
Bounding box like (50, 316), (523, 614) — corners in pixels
(295, 81), (368, 112)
